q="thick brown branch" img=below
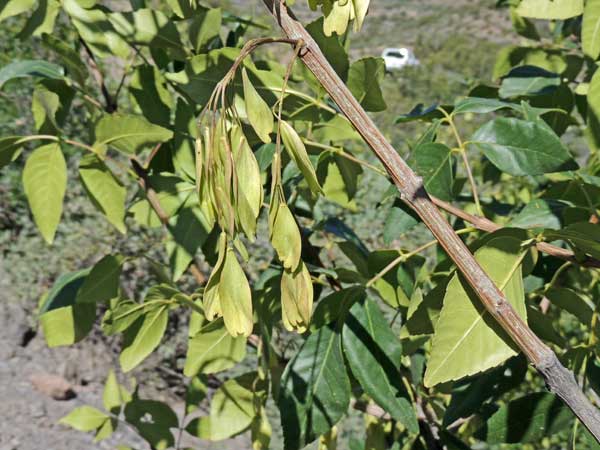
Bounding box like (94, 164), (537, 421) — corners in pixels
(431, 196), (600, 268)
(262, 0), (600, 441)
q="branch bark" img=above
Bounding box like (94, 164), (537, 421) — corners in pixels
(261, 0), (600, 441)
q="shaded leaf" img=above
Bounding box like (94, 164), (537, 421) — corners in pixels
(279, 325), (350, 450)
(346, 57), (387, 112)
(476, 393), (573, 443)
(408, 142), (453, 201)
(209, 375), (257, 440)
(184, 319), (246, 376)
(342, 298), (418, 432)
(76, 254), (124, 304)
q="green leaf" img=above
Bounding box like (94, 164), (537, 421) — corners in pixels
(120, 304), (169, 372)
(408, 142), (454, 201)
(0, 59), (63, 89)
(0, 136), (23, 169)
(184, 319), (247, 376)
(95, 114), (173, 154)
(279, 325), (351, 450)
(306, 18), (349, 80)
(395, 103), (448, 124)
(584, 0), (600, 60)
(18, 0), (60, 38)
(546, 287), (594, 325)
(342, 298), (418, 433)
(60, 406), (109, 431)
(471, 117), (577, 176)
(317, 152), (363, 210)
(22, 143), (66, 244)
(166, 207), (211, 281)
(167, 47), (239, 106)
(103, 369), (127, 413)
(424, 236), (528, 387)
(38, 269), (96, 347)
(79, 154), (127, 233)
(383, 201), (420, 245)
(189, 6), (221, 52)
(510, 7), (540, 40)
(509, 199), (566, 230)
(476, 393), (573, 443)
(185, 375), (208, 414)
(129, 174), (195, 228)
(0, 0), (35, 21)
(32, 85), (60, 133)
(280, 120), (322, 194)
(171, 98), (197, 180)
(587, 69), (600, 151)
(209, 375), (256, 440)
(101, 298), (147, 336)
(453, 97), (518, 115)
(544, 223), (600, 260)
(40, 302), (96, 347)
(39, 269), (90, 314)
(108, 8), (186, 58)
(499, 66), (561, 99)
(312, 116), (361, 143)
(124, 399), (178, 450)
(443, 356), (528, 427)
(368, 250), (423, 308)
(516, 0), (583, 20)
(62, 0), (129, 58)
(346, 57), (387, 112)
(41, 34), (88, 86)
(94, 416), (116, 442)
(402, 282), (445, 337)
(129, 65), (173, 127)
(76, 255), (124, 304)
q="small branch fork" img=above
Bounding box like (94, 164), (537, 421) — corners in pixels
(261, 0), (600, 441)
(430, 196), (600, 269)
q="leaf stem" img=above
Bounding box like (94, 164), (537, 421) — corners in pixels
(303, 139), (388, 176)
(438, 107), (483, 216)
(365, 227), (476, 288)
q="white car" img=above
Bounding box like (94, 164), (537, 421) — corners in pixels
(381, 47), (420, 71)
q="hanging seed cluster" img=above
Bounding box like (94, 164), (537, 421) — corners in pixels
(196, 52), (317, 337)
(287, 0), (370, 35)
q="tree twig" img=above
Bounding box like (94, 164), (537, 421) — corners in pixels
(430, 196), (600, 268)
(80, 38), (117, 113)
(261, 0), (600, 441)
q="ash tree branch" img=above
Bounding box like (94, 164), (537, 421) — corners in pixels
(261, 0), (600, 441)
(431, 196), (600, 269)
